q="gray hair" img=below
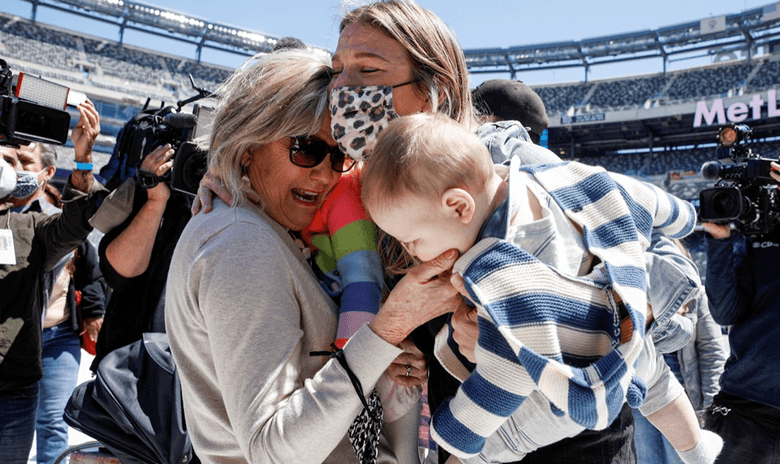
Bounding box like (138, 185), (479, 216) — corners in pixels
(208, 48), (332, 207)
(32, 142), (58, 169)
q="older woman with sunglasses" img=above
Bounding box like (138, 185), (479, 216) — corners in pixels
(165, 48), (460, 464)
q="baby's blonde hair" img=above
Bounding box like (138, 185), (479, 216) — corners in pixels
(363, 113), (494, 275)
(361, 112), (493, 214)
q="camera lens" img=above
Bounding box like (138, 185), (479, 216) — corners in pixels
(710, 189), (740, 217)
(17, 112), (48, 134)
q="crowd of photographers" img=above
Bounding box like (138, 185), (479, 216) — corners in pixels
(1, 65), (780, 464)
(0, 93), (197, 463)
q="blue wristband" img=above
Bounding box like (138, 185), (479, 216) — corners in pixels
(75, 162), (93, 171)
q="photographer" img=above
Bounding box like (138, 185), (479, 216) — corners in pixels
(6, 139), (107, 464)
(0, 100), (105, 464)
(701, 160), (780, 462)
(90, 138), (191, 371)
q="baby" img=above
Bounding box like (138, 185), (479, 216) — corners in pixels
(360, 112), (722, 464)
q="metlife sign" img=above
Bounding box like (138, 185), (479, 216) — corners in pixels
(693, 89), (780, 128)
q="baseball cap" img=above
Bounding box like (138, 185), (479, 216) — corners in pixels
(473, 79), (550, 138)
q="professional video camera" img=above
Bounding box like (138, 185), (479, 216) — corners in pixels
(114, 77), (214, 196)
(699, 124), (780, 236)
(0, 58), (71, 147)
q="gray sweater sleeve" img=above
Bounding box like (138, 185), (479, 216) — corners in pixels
(166, 205), (402, 464)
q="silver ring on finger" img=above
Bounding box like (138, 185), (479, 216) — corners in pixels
(406, 365), (412, 377)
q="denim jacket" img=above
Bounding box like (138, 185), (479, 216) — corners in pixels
(644, 233), (698, 353)
(676, 288), (727, 411)
(477, 120), (561, 165)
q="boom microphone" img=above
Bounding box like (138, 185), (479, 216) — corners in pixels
(700, 161), (722, 180)
(163, 112), (197, 129)
(701, 160), (746, 181)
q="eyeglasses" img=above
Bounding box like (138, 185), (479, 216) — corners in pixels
(289, 136), (356, 173)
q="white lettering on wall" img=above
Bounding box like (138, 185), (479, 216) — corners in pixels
(693, 90), (780, 127)
(693, 99), (725, 127)
(769, 90), (780, 117)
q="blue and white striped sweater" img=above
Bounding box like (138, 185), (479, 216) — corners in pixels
(430, 160), (695, 458)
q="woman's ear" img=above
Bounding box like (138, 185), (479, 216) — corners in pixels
(240, 152), (253, 173)
(442, 188), (475, 225)
(42, 165), (56, 184)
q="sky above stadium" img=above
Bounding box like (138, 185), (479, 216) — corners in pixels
(1, 0), (773, 85)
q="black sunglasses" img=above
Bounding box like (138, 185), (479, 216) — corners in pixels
(289, 136), (356, 173)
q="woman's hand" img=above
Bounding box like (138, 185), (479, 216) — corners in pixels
(371, 249), (461, 346)
(191, 171), (234, 215)
(386, 338), (428, 387)
(450, 306), (479, 364)
(138, 144), (175, 204)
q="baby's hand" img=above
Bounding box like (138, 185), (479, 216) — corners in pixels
(450, 273), (480, 363)
(451, 305), (479, 364)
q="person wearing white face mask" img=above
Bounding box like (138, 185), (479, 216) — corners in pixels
(0, 99), (107, 464)
(7, 142), (56, 205)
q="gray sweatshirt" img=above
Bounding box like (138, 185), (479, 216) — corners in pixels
(165, 199), (404, 464)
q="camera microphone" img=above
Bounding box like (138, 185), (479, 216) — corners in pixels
(163, 112), (197, 129)
(701, 161), (722, 180)
(701, 160), (747, 181)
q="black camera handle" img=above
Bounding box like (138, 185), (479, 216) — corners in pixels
(176, 75), (216, 110)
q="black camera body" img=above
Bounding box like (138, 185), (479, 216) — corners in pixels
(699, 124), (780, 236)
(115, 103), (209, 196)
(0, 58), (71, 147)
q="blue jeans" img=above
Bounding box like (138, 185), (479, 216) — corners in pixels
(0, 383), (40, 464)
(632, 409), (683, 464)
(36, 322), (81, 464)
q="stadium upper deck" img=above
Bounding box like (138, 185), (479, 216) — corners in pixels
(1, 0), (779, 165)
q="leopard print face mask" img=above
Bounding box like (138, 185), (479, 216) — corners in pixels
(329, 81), (414, 162)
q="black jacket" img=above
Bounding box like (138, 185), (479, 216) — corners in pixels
(706, 228), (780, 409)
(64, 240), (108, 332)
(0, 180), (105, 391)
(92, 184), (191, 372)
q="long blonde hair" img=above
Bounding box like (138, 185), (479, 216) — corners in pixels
(208, 48), (332, 207)
(340, 1), (479, 274)
(340, 0), (478, 130)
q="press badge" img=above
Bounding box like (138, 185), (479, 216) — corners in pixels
(0, 229), (16, 265)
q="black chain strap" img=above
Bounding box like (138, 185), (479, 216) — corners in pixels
(311, 344), (383, 463)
